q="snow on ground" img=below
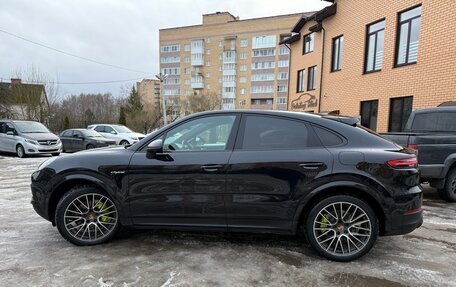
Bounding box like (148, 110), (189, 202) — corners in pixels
(0, 154), (455, 286)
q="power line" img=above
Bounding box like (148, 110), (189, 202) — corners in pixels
(0, 77), (145, 85)
(0, 28), (153, 75)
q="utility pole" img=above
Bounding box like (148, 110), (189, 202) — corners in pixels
(155, 73), (169, 126)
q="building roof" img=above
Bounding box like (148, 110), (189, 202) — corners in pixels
(159, 11), (316, 31)
(281, 3), (337, 45)
(0, 80), (48, 106)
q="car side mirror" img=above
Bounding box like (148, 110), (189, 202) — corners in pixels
(146, 139), (164, 159)
(6, 131), (14, 136)
(110, 131), (117, 134)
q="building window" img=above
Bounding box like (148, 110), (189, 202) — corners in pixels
(365, 20), (385, 73)
(240, 88), (245, 95)
(389, 96), (413, 132)
(184, 44), (190, 51)
(360, 100), (379, 131)
(331, 35), (343, 72)
(240, 39), (248, 47)
(252, 35), (276, 49)
(218, 41), (223, 47)
(218, 77), (222, 83)
(278, 60), (289, 67)
(251, 61), (275, 70)
(206, 37), (211, 43)
(252, 48), (275, 57)
(184, 56), (190, 63)
(278, 72), (288, 80)
(206, 61), (211, 66)
(297, 69), (305, 93)
(184, 79), (190, 85)
(251, 74), (274, 81)
(160, 44), (180, 53)
(206, 84), (211, 89)
(277, 97), (287, 104)
(206, 72), (211, 78)
(240, 77), (246, 83)
(303, 33), (314, 54)
(279, 46), (289, 55)
(218, 66), (222, 72)
(206, 49), (211, 55)
(184, 68), (190, 75)
(277, 85), (288, 93)
(396, 5), (421, 66)
(307, 66), (317, 91)
(239, 99), (246, 106)
(218, 54), (223, 61)
(240, 64), (247, 72)
(239, 52), (248, 59)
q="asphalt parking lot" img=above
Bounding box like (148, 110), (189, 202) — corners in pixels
(0, 154), (455, 287)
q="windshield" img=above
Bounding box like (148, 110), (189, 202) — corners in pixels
(14, 121), (50, 133)
(113, 125), (133, 133)
(82, 129), (103, 137)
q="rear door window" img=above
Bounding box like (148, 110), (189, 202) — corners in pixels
(94, 126), (105, 133)
(239, 115), (313, 150)
(411, 112), (456, 131)
(62, 130), (73, 137)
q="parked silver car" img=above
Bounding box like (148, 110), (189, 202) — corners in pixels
(87, 124), (146, 145)
(0, 120), (62, 158)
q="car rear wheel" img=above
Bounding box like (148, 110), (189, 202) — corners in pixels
(86, 144), (95, 150)
(16, 144), (26, 158)
(119, 140), (129, 146)
(440, 169), (456, 202)
(55, 186), (120, 245)
(305, 195), (378, 261)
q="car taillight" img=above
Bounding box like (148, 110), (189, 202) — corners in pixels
(407, 144), (419, 155)
(387, 157), (418, 169)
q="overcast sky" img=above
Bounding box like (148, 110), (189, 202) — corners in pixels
(0, 0), (330, 98)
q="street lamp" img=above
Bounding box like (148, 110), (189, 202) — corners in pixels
(155, 73), (169, 126)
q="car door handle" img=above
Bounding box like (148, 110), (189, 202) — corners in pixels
(299, 162), (326, 170)
(201, 164), (223, 172)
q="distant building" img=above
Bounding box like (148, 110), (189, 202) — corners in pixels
(0, 78), (49, 122)
(159, 11), (314, 115)
(284, 0), (456, 132)
(136, 79), (161, 113)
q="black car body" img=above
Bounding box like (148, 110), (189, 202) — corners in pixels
(381, 107), (456, 201)
(59, 129), (116, 152)
(31, 111), (422, 261)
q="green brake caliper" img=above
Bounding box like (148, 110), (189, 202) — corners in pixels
(96, 201), (109, 222)
(320, 214), (330, 228)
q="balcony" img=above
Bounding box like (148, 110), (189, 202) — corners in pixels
(222, 81), (236, 88)
(191, 75), (204, 89)
(191, 54), (204, 66)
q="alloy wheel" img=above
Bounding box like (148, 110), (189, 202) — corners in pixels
(63, 193), (118, 242)
(17, 145), (25, 158)
(313, 202), (372, 256)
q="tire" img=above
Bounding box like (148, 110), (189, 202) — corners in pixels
(305, 195), (379, 262)
(119, 140), (129, 146)
(86, 144), (95, 150)
(52, 153), (60, 156)
(440, 169), (456, 202)
(16, 144), (26, 158)
(55, 186), (120, 246)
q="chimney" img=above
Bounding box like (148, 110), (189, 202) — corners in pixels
(11, 78), (22, 85)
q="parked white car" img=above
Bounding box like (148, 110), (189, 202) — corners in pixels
(0, 120), (62, 158)
(87, 124), (146, 145)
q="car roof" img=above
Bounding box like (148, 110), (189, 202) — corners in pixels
(413, 106), (456, 113)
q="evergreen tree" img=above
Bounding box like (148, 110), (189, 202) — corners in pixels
(118, 106), (127, 125)
(63, 116), (70, 130)
(126, 86), (143, 113)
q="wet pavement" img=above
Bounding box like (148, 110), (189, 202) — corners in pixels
(0, 154), (455, 286)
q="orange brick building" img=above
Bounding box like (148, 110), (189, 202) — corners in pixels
(284, 0), (456, 132)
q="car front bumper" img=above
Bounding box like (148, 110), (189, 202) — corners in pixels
(24, 142), (62, 155)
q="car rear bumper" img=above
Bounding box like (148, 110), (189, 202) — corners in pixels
(383, 185), (423, 236)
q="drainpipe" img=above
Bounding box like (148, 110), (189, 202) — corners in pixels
(318, 22), (325, 113)
(284, 43), (292, 111)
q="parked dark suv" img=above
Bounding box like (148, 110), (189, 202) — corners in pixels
(31, 110), (422, 261)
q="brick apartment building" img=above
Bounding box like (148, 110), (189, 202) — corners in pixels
(136, 79), (161, 114)
(284, 0), (456, 132)
(159, 11), (314, 116)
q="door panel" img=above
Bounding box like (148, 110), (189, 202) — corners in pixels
(225, 115), (333, 232)
(128, 114), (239, 228)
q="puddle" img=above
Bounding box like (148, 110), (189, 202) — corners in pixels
(327, 273), (409, 287)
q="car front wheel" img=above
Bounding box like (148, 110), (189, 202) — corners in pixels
(305, 195), (379, 261)
(119, 140), (129, 146)
(16, 144), (26, 158)
(55, 186), (120, 245)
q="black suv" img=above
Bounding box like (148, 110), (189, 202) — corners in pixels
(31, 111), (423, 261)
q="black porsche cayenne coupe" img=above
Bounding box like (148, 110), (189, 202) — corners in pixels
(31, 110), (423, 261)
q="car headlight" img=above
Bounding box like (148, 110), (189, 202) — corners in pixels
(56, 139), (61, 144)
(25, 139), (39, 145)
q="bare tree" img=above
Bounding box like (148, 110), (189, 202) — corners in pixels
(180, 91), (221, 116)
